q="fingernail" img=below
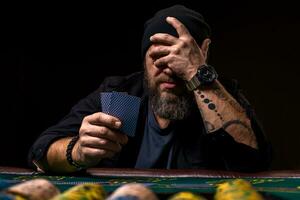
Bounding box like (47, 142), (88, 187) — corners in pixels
(115, 121), (121, 128)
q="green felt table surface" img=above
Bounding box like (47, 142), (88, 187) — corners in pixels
(1, 167), (300, 200)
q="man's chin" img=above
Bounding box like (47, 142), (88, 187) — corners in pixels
(160, 90), (178, 99)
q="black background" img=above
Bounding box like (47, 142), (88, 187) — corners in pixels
(1, 1), (300, 169)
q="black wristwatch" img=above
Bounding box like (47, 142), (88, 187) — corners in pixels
(186, 65), (218, 91)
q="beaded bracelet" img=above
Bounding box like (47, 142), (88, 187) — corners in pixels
(66, 135), (85, 170)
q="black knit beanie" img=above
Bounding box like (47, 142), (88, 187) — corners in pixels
(141, 4), (211, 59)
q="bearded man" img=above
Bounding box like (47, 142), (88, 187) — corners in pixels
(29, 5), (271, 173)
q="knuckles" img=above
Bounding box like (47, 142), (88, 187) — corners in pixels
(98, 138), (107, 145)
(160, 33), (170, 40)
(172, 47), (180, 54)
(82, 115), (92, 123)
(97, 149), (107, 156)
(98, 126), (108, 135)
(184, 37), (194, 45)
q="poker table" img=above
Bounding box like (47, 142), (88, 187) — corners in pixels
(0, 167), (300, 200)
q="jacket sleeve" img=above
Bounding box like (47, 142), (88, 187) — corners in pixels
(27, 72), (144, 169)
(27, 74), (127, 168)
(27, 86), (102, 167)
(204, 78), (272, 172)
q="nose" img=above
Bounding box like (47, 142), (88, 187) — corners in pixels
(162, 67), (174, 76)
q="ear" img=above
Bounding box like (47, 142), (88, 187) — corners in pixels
(200, 38), (211, 62)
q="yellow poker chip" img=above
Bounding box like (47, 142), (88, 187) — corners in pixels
(215, 189), (264, 200)
(215, 179), (264, 200)
(168, 191), (207, 200)
(216, 179), (253, 192)
(51, 183), (106, 200)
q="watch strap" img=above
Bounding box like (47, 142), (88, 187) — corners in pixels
(186, 74), (201, 91)
(186, 65), (218, 91)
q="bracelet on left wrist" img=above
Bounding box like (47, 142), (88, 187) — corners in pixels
(66, 136), (86, 171)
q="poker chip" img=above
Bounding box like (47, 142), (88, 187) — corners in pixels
(168, 191), (207, 200)
(0, 175), (274, 200)
(107, 183), (158, 200)
(51, 183), (106, 200)
(215, 179), (264, 200)
(4, 178), (60, 200)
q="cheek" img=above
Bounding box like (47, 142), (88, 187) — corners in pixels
(145, 69), (158, 92)
(145, 60), (158, 78)
(145, 54), (164, 87)
(148, 64), (164, 78)
(146, 70), (156, 88)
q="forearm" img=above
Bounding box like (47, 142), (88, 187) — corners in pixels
(194, 80), (258, 149)
(37, 137), (78, 173)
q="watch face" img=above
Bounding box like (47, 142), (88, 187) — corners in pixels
(198, 65), (218, 85)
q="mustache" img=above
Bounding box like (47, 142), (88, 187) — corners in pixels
(156, 75), (183, 84)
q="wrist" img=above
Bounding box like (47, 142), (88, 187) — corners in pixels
(66, 136), (86, 171)
(185, 64), (218, 91)
(186, 67), (198, 81)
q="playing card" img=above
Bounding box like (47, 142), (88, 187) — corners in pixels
(100, 91), (141, 137)
(100, 92), (113, 114)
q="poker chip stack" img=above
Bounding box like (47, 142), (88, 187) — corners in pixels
(0, 178), (60, 200)
(168, 191), (207, 200)
(107, 183), (159, 200)
(215, 179), (264, 200)
(50, 183), (106, 200)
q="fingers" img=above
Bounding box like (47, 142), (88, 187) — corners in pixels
(80, 146), (116, 160)
(76, 121), (128, 166)
(153, 55), (172, 68)
(80, 135), (122, 153)
(150, 33), (178, 45)
(84, 112), (121, 129)
(148, 45), (171, 60)
(72, 137), (117, 167)
(166, 16), (191, 37)
(81, 124), (128, 145)
(76, 113), (130, 167)
(149, 16), (191, 45)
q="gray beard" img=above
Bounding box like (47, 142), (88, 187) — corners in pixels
(144, 73), (194, 120)
(151, 92), (193, 120)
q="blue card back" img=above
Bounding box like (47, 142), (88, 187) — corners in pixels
(100, 92), (141, 137)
